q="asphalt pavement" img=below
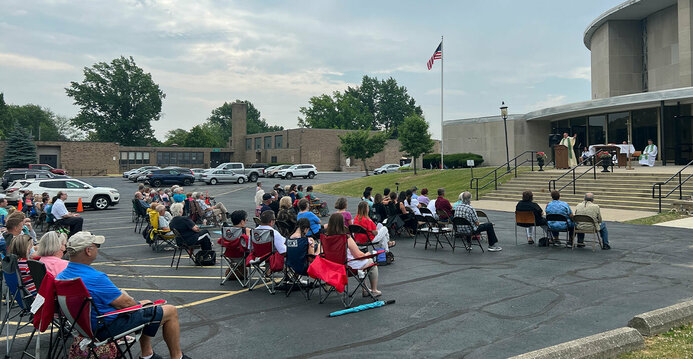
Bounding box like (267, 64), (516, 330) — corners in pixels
(9, 173), (693, 358)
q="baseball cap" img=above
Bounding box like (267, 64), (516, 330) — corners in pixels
(262, 193), (272, 201)
(67, 231), (106, 252)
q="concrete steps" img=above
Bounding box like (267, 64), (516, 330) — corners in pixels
(480, 169), (693, 212)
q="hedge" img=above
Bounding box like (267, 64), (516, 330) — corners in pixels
(422, 153), (484, 168)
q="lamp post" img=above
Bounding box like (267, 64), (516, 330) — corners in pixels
(500, 101), (510, 172)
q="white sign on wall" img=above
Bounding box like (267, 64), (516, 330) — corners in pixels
(467, 160), (475, 167)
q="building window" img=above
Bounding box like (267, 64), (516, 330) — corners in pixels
(246, 138), (252, 150)
(255, 138), (261, 150)
(156, 151), (204, 166)
(607, 112), (629, 144)
(120, 151), (150, 165)
(588, 115), (606, 146)
(275, 135), (283, 149)
(271, 156), (277, 163)
(264, 136), (272, 149)
(631, 108), (657, 150)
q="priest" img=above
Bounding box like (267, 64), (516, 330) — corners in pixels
(639, 139), (658, 167)
(559, 133), (578, 168)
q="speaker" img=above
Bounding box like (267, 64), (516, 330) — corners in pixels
(549, 134), (561, 147)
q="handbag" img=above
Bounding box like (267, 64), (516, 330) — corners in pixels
(307, 255), (347, 293)
(268, 251), (285, 272)
(194, 250), (216, 266)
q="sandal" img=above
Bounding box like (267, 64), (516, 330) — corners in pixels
(363, 289), (382, 297)
(388, 241), (396, 248)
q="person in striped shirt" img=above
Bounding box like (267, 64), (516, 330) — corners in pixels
(7, 234), (37, 295)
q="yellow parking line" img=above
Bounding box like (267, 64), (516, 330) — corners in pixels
(93, 256), (165, 265)
(208, 186), (247, 197)
(176, 289), (248, 309)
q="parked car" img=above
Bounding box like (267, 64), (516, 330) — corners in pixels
(145, 169), (195, 187)
(201, 169), (248, 185)
(263, 166), (277, 177)
(191, 168), (209, 181)
(277, 164), (318, 179)
(128, 168), (154, 182)
(134, 170), (153, 183)
(266, 165), (292, 178)
(214, 163), (262, 182)
(4, 179), (35, 204)
(29, 164), (67, 175)
(248, 163), (269, 177)
(123, 166), (159, 178)
(2, 169), (67, 189)
(21, 178), (119, 210)
(374, 164), (401, 175)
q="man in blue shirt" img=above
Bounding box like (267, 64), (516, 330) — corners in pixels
(57, 231), (191, 359)
(545, 191), (574, 245)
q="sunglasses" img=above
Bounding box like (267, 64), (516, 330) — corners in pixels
(93, 243), (101, 248)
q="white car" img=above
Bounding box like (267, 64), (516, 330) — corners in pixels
(4, 179), (35, 203)
(123, 166), (159, 178)
(191, 168), (209, 181)
(374, 164), (401, 175)
(21, 178), (120, 210)
(277, 164), (318, 180)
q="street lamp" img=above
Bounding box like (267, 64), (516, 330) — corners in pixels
(500, 101), (510, 171)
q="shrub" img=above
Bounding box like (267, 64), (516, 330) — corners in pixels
(423, 153), (484, 168)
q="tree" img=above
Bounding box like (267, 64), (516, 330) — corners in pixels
(53, 115), (87, 141)
(398, 114), (435, 175)
(65, 56), (165, 145)
(2, 127), (37, 169)
(7, 104), (64, 141)
(0, 94), (10, 139)
(207, 100), (283, 140)
(339, 130), (388, 176)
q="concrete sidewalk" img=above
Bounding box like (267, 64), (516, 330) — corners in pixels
(473, 199), (654, 222)
(654, 216), (693, 229)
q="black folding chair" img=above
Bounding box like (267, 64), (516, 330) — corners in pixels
(348, 224), (378, 252)
(452, 217), (484, 253)
(546, 213), (573, 246)
(417, 215), (454, 251)
(170, 229), (201, 270)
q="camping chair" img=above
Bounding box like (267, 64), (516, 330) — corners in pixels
(1, 255), (36, 358)
(275, 220), (295, 239)
(44, 204), (69, 235)
(572, 215), (603, 252)
(252, 217), (261, 227)
(27, 260), (64, 359)
(218, 225), (249, 287)
(452, 217), (484, 253)
(189, 200), (219, 226)
(348, 224), (378, 252)
(546, 213), (573, 246)
(246, 228), (284, 294)
(147, 210), (176, 252)
(317, 234), (378, 308)
(284, 236), (316, 300)
(170, 229), (201, 270)
(417, 215), (454, 251)
(54, 278), (164, 359)
(133, 200), (149, 233)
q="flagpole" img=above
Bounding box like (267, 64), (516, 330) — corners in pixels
(440, 35), (444, 170)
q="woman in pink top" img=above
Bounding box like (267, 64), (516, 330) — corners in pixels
(37, 231), (69, 276)
(334, 197), (352, 225)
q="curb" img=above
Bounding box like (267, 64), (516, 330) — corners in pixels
(508, 327), (644, 359)
(628, 298), (693, 336)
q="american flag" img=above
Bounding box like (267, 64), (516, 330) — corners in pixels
(427, 42), (442, 70)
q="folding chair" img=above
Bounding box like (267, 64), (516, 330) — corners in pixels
(348, 224), (378, 252)
(133, 200), (149, 233)
(546, 213), (573, 246)
(572, 215), (603, 252)
(413, 214), (431, 249)
(418, 215), (454, 251)
(54, 278), (164, 359)
(218, 225), (249, 287)
(317, 234), (378, 308)
(284, 236), (316, 300)
(452, 217), (484, 253)
(170, 229), (201, 270)
(515, 211), (536, 246)
(1, 255), (36, 359)
(27, 260), (63, 359)
(246, 228), (284, 294)
(275, 220), (295, 239)
(147, 210), (176, 252)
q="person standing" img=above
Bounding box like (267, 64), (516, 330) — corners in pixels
(560, 133), (578, 168)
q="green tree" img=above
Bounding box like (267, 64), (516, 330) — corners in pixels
(398, 114), (435, 175)
(65, 56), (165, 145)
(339, 130), (388, 176)
(7, 104), (64, 141)
(2, 127), (37, 169)
(0, 94), (10, 139)
(162, 128), (190, 146)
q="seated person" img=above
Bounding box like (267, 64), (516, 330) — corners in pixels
(135, 192), (150, 210)
(397, 191), (417, 235)
(254, 210), (287, 254)
(57, 232), (191, 359)
(156, 205), (175, 237)
(454, 192), (502, 252)
(296, 199), (323, 238)
(305, 186), (329, 217)
(259, 193), (274, 215)
(360, 189), (374, 208)
(51, 191), (83, 238)
(7, 234), (37, 295)
(289, 218), (318, 258)
(405, 189), (421, 216)
(515, 190), (548, 244)
(639, 139), (658, 167)
(325, 213), (381, 297)
(574, 193), (610, 250)
(545, 190), (573, 243)
(372, 194), (388, 224)
(169, 203), (212, 251)
(269, 191), (280, 214)
(417, 188), (430, 206)
(195, 192), (229, 222)
(276, 197), (297, 234)
(435, 188), (453, 221)
(579, 147), (591, 164)
(353, 201), (394, 251)
(334, 197), (352, 225)
(3, 212), (35, 252)
(172, 187), (186, 203)
(37, 231), (69, 276)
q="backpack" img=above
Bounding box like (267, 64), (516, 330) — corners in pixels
(142, 224), (153, 244)
(194, 250), (216, 266)
(537, 237), (550, 247)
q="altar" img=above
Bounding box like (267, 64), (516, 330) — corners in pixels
(588, 144), (636, 168)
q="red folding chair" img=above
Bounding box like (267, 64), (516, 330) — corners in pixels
(316, 234), (378, 308)
(218, 225), (249, 287)
(54, 278), (165, 359)
(246, 229), (284, 294)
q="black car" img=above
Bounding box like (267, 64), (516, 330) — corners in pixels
(1, 169), (68, 189)
(145, 169), (195, 187)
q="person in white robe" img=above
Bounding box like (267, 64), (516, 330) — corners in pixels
(559, 133), (578, 168)
(639, 139), (657, 167)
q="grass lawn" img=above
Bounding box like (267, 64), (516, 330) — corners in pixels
(314, 167), (526, 202)
(618, 324), (693, 358)
(624, 212), (690, 225)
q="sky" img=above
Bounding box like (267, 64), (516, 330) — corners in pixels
(0, 0), (619, 141)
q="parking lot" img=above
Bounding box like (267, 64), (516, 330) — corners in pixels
(5, 173), (693, 358)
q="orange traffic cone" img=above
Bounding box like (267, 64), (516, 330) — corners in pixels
(17, 201), (22, 212)
(77, 198), (84, 212)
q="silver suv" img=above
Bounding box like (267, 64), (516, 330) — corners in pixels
(277, 164), (318, 180)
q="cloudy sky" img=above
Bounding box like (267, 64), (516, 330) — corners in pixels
(1, 0), (617, 141)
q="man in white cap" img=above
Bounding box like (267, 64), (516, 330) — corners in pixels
(57, 231), (191, 359)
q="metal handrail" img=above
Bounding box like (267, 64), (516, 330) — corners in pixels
(547, 155), (614, 194)
(469, 151), (537, 200)
(651, 159), (693, 212)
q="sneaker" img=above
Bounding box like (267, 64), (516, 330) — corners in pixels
(602, 244), (611, 250)
(140, 353), (164, 359)
(487, 245), (502, 252)
(181, 355), (192, 359)
(577, 243), (585, 248)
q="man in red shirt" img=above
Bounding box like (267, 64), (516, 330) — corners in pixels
(435, 188), (453, 221)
